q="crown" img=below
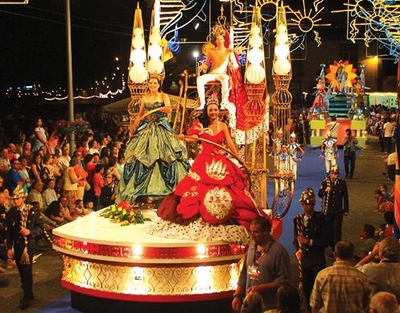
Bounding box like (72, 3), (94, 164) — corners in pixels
(206, 93), (220, 107)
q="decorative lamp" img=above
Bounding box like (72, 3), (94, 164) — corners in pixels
(129, 65), (148, 83)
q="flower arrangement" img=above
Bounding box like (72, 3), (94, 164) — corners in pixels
(99, 201), (151, 226)
(54, 119), (90, 135)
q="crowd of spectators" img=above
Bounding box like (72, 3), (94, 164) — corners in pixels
(0, 112), (128, 274)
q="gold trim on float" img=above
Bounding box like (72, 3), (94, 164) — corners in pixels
(61, 255), (241, 296)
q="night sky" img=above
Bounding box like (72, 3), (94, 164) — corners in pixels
(0, 0), (154, 91)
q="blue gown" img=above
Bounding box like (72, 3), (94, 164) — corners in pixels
(116, 100), (189, 204)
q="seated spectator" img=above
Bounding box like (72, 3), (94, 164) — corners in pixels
(380, 184), (393, 202)
(42, 178), (58, 209)
(356, 237), (400, 302)
(44, 200), (65, 226)
(374, 190), (394, 213)
(74, 199), (87, 217)
(59, 195), (76, 222)
(84, 201), (94, 215)
(240, 291), (263, 313)
(355, 224), (377, 261)
(377, 212), (394, 240)
(276, 284), (301, 313)
(369, 291), (400, 313)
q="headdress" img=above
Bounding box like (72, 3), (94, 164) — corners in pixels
(290, 132), (296, 138)
(277, 128), (283, 134)
(206, 93), (220, 107)
(299, 187), (316, 204)
(12, 187), (27, 199)
(330, 164), (340, 174)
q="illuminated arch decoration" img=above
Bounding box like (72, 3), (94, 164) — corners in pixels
(230, 0), (330, 59)
(325, 60), (358, 92)
(334, 0), (400, 62)
(159, 0), (208, 40)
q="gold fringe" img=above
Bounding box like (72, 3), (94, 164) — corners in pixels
(20, 247), (30, 265)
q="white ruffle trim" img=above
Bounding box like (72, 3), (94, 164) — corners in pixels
(146, 217), (251, 245)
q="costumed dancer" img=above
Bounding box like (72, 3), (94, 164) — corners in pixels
(116, 75), (189, 204)
(335, 60), (348, 94)
(271, 128), (284, 168)
(320, 131), (338, 176)
(149, 94), (259, 244)
(287, 132), (305, 180)
(310, 78), (327, 118)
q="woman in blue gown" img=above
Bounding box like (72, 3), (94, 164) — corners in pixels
(116, 76), (189, 204)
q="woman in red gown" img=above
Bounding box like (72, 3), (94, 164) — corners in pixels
(149, 95), (259, 243)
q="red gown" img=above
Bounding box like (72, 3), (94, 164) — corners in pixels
(157, 127), (258, 230)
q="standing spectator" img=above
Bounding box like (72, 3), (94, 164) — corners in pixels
(294, 188), (329, 307)
(57, 143), (71, 173)
(72, 152), (88, 203)
(30, 151), (45, 184)
(61, 157), (81, 212)
(92, 163), (105, 211)
(369, 292), (400, 313)
(310, 240), (370, 313)
(87, 139), (100, 155)
(20, 141), (33, 166)
(232, 217), (290, 312)
(6, 188), (44, 309)
(356, 237), (400, 302)
(383, 117), (394, 154)
(0, 147), (11, 180)
(376, 115), (385, 152)
(100, 173), (116, 207)
(320, 131), (338, 176)
(32, 117), (48, 153)
(342, 128), (358, 179)
(318, 165), (349, 250)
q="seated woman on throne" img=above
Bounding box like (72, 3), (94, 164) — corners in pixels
(147, 94), (259, 244)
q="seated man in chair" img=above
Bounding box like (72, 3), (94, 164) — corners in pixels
(196, 31), (239, 110)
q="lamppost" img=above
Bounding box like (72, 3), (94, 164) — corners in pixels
(193, 50), (199, 75)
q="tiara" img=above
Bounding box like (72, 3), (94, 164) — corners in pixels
(206, 93), (220, 107)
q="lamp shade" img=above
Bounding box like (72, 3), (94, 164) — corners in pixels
(249, 35), (263, 48)
(273, 58), (291, 75)
(276, 32), (288, 44)
(147, 58), (164, 74)
(148, 44), (163, 58)
(247, 47), (264, 65)
(130, 48), (146, 64)
(245, 64), (266, 84)
(132, 37), (145, 49)
(149, 33), (161, 45)
(129, 65), (148, 83)
(274, 43), (290, 59)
